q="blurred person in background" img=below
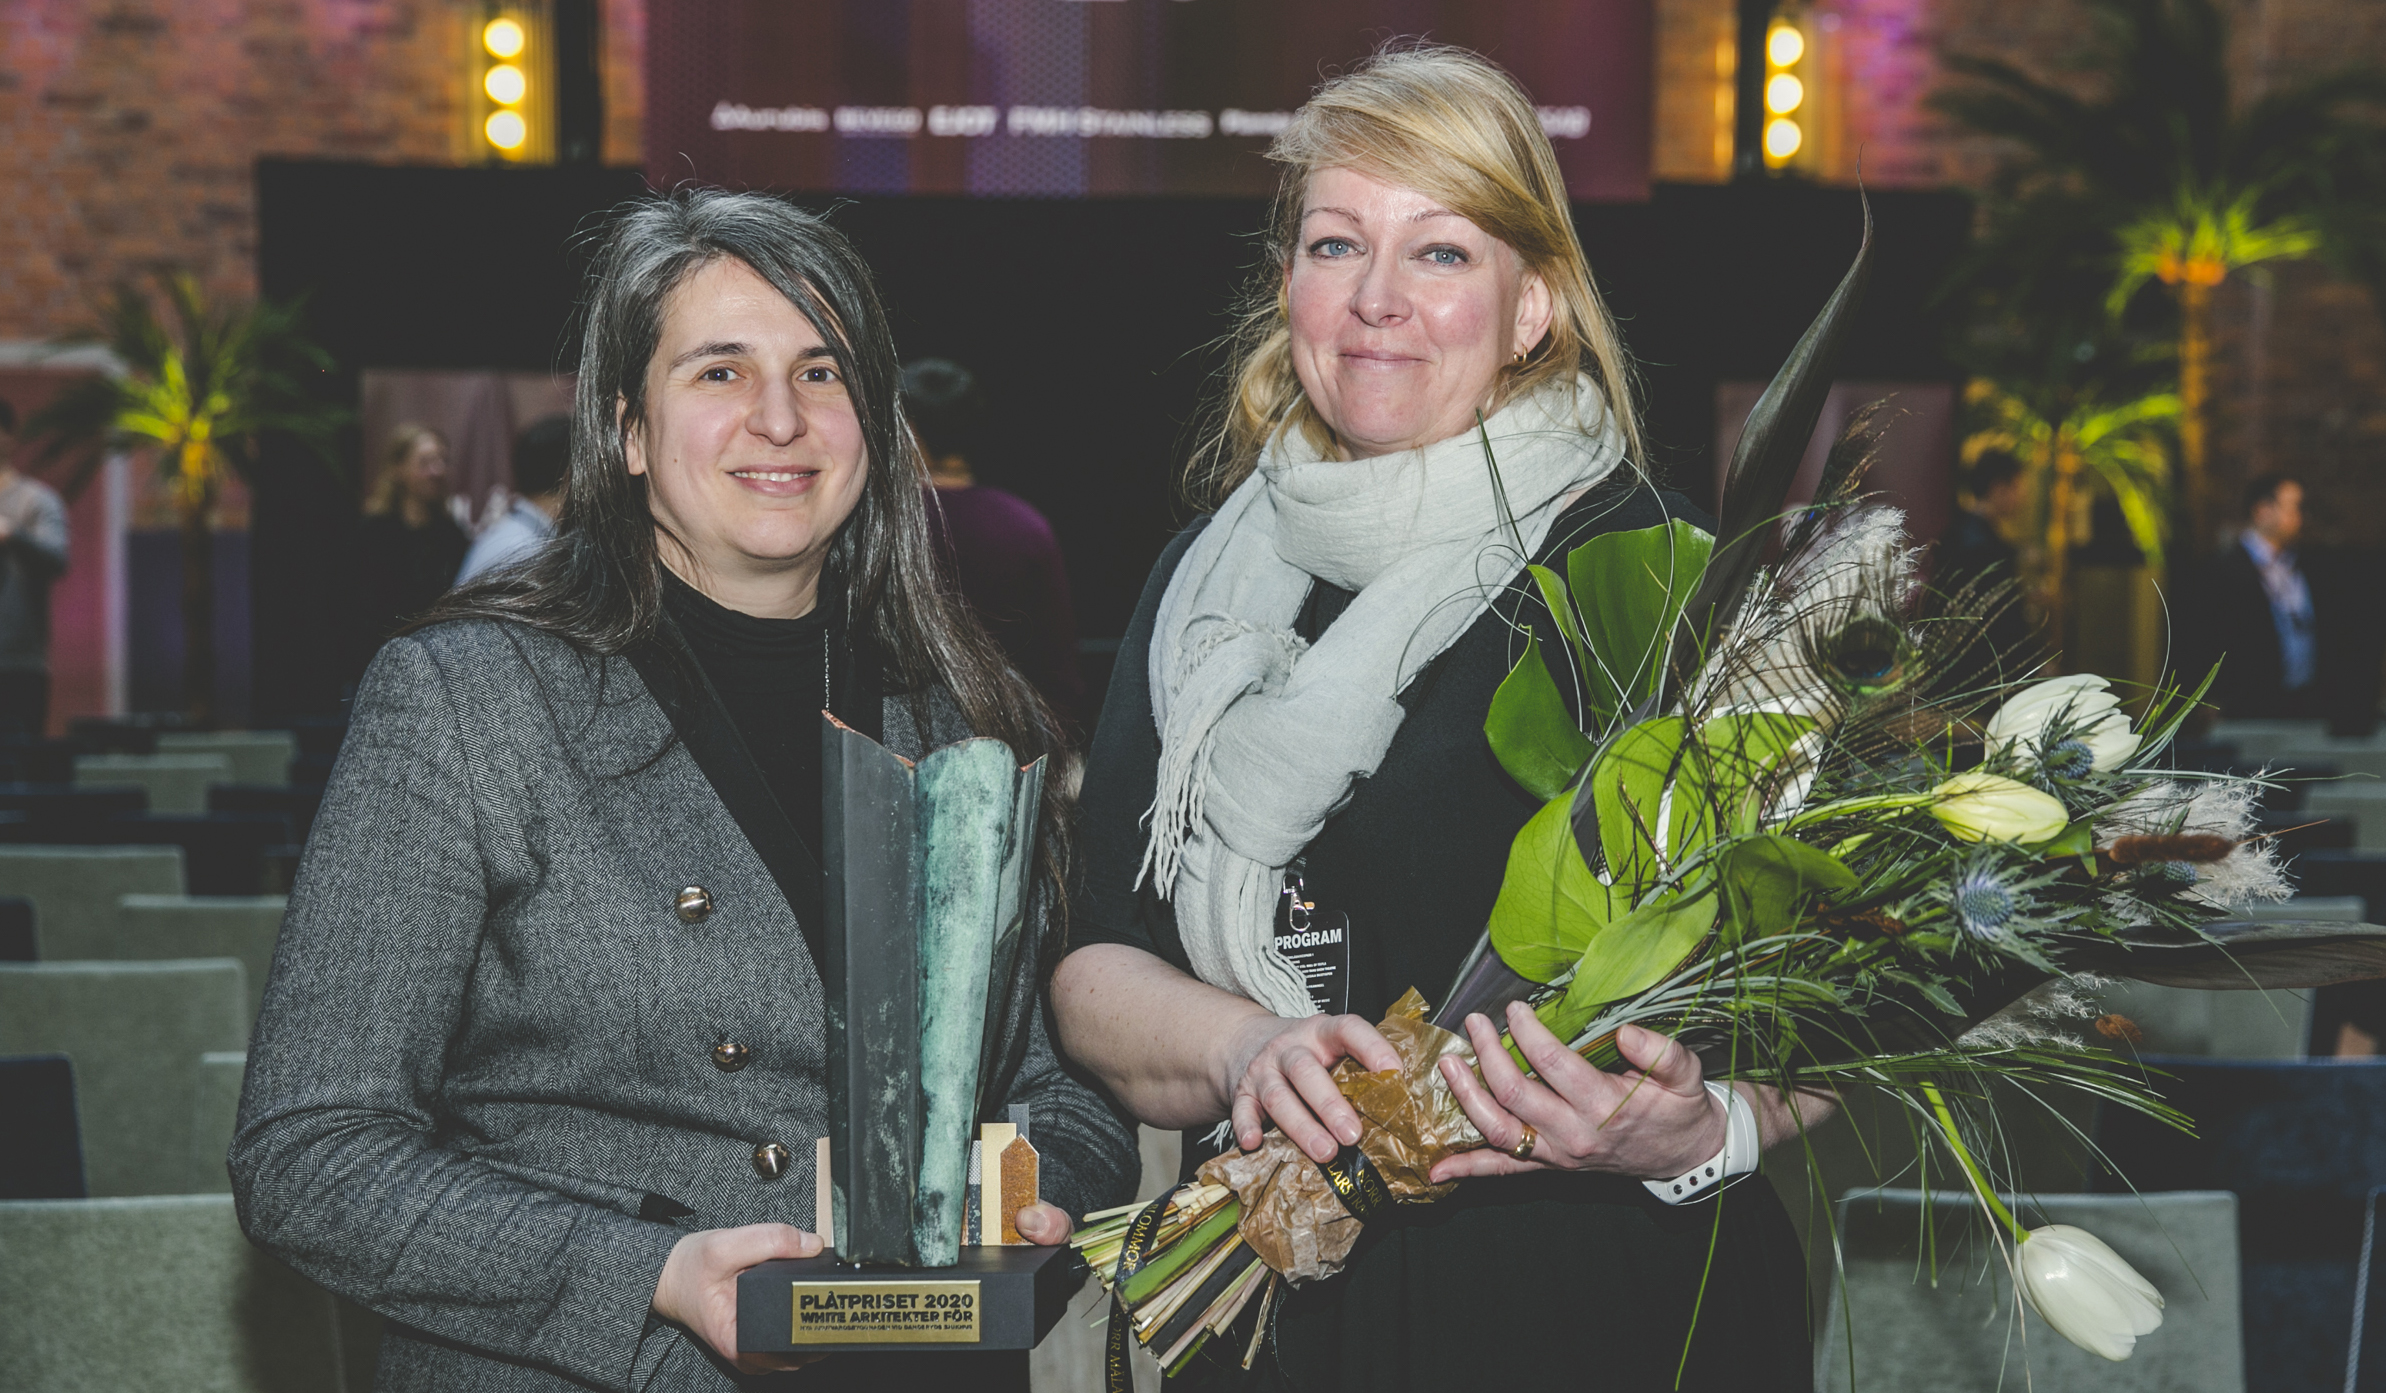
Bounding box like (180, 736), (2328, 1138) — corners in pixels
(2190, 473), (2328, 719)
(457, 414), (571, 583)
(355, 424), (469, 666)
(903, 358), (1086, 728)
(0, 398), (68, 736)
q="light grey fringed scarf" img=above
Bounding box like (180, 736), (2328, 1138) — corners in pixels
(1139, 377), (1626, 1019)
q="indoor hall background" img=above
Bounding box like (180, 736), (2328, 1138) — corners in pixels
(251, 160), (1968, 721)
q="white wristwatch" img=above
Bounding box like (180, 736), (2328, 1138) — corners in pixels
(1644, 1082), (1760, 1205)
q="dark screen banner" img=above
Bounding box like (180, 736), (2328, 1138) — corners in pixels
(644, 0), (1651, 200)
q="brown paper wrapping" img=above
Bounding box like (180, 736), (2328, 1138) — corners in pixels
(1196, 989), (1489, 1284)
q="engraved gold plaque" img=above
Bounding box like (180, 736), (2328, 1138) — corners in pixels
(787, 1279), (982, 1344)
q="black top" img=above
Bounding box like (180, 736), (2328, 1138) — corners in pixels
(660, 573), (838, 863)
(1070, 477), (1811, 1392)
(355, 511), (470, 643)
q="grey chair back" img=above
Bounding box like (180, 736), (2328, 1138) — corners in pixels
(0, 845), (186, 959)
(1815, 1188), (2243, 1392)
(158, 731), (297, 788)
(0, 960), (247, 1196)
(111, 895), (288, 1024)
(0, 1053), (84, 1199)
(0, 1193), (347, 1392)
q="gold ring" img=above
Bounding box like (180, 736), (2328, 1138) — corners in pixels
(1509, 1123), (1538, 1161)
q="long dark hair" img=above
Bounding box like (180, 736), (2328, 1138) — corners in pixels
(416, 189), (1072, 915)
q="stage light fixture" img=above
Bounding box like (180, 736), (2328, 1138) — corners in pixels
(483, 17), (525, 59)
(1766, 73), (1804, 115)
(486, 109), (528, 150)
(484, 63), (527, 105)
(1767, 24), (1805, 68)
(1764, 117), (1803, 160)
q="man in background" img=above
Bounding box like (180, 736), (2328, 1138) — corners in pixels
(0, 400), (69, 736)
(2193, 473), (2321, 718)
(456, 414), (569, 584)
(902, 359), (1085, 728)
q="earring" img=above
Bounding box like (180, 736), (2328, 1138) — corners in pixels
(1512, 350), (1528, 366)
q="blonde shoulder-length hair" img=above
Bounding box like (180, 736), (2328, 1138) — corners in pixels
(365, 423), (445, 518)
(1185, 44), (1645, 509)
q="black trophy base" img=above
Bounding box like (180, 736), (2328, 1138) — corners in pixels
(737, 1244), (1079, 1353)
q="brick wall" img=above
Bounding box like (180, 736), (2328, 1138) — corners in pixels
(1, 0), (471, 342)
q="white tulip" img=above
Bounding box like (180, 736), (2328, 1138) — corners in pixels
(1987, 674), (2140, 773)
(2015, 1223), (2164, 1361)
(1930, 771), (2071, 844)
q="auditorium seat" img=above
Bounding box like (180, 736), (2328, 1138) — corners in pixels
(0, 738), (77, 784)
(0, 960), (248, 1196)
(73, 752), (232, 816)
(0, 783), (147, 820)
(159, 730), (297, 788)
(0, 1054), (85, 1199)
(0, 895), (33, 961)
(0, 815), (293, 897)
(2095, 896), (2362, 1059)
(0, 845), (186, 958)
(0, 1194), (345, 1393)
(191, 1051), (244, 1196)
(2304, 784), (2386, 853)
(2353, 1188), (2386, 1393)
(2095, 1058), (2386, 1393)
(209, 784), (324, 847)
(1814, 1187), (2242, 1391)
(112, 896), (288, 1024)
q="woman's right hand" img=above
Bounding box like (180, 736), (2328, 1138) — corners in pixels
(1222, 1012), (1404, 1162)
(653, 1223), (827, 1374)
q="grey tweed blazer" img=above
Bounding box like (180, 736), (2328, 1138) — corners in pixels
(230, 619), (1137, 1392)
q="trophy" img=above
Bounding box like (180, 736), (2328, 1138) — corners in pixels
(736, 718), (1076, 1353)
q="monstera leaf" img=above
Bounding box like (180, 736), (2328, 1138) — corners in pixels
(1485, 635), (1595, 802)
(1568, 520), (1713, 731)
(1537, 886), (1721, 1044)
(1485, 788), (1621, 983)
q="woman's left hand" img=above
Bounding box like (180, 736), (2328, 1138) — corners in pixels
(1428, 1000), (1726, 1182)
(1012, 1203), (1075, 1246)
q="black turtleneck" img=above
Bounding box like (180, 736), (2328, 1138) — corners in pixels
(660, 572), (837, 861)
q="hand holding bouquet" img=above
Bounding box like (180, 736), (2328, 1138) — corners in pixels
(1075, 209), (2386, 1383)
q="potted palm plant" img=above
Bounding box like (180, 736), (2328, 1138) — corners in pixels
(1933, 0), (2386, 555)
(26, 272), (346, 726)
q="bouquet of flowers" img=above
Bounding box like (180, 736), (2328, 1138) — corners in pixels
(1072, 209), (2386, 1382)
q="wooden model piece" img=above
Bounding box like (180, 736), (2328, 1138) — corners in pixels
(997, 1132), (1040, 1245)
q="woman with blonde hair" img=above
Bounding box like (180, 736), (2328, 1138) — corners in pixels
(353, 422), (469, 668)
(1053, 47), (1814, 1389)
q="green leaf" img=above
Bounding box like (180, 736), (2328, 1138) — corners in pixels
(1718, 833), (1858, 937)
(1537, 888), (1719, 1042)
(1566, 521), (1714, 730)
(1584, 712), (1814, 901)
(1525, 564), (1587, 665)
(2033, 820), (2096, 860)
(1486, 788), (1618, 983)
(1484, 635), (1595, 802)
(1590, 718), (1686, 900)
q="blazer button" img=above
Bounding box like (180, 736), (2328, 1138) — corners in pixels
(712, 1041), (753, 1073)
(675, 886), (715, 923)
(752, 1142), (792, 1179)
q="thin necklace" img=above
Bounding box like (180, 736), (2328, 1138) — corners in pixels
(821, 626), (833, 713)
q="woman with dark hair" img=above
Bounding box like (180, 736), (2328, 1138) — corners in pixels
(231, 190), (1137, 1392)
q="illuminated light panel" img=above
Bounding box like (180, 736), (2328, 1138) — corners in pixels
(484, 63), (527, 105)
(1766, 73), (1805, 114)
(1768, 25), (1805, 67)
(1764, 117), (1803, 160)
(485, 109), (528, 150)
(483, 17), (525, 59)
